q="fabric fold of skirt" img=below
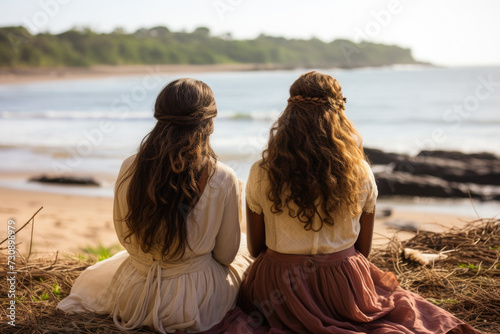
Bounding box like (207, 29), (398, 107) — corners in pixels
(237, 246), (479, 334)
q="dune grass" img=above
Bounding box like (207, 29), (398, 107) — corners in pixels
(0, 219), (498, 333)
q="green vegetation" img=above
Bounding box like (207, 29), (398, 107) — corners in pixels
(0, 26), (422, 68)
(52, 283), (61, 298)
(31, 280), (62, 302)
(457, 263), (480, 270)
(80, 243), (122, 262)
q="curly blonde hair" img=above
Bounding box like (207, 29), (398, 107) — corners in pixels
(261, 71), (367, 231)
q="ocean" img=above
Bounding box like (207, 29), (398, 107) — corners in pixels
(1, 66), (499, 216)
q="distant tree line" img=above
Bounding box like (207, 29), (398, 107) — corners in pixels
(0, 26), (421, 68)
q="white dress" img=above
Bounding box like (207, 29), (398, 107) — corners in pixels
(57, 156), (253, 333)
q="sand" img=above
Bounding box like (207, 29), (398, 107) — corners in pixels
(0, 64), (289, 85)
(0, 179), (476, 257)
(0, 186), (116, 257)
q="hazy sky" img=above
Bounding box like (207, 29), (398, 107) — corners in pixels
(1, 0), (499, 66)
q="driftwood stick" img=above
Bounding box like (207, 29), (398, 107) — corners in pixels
(0, 206), (43, 246)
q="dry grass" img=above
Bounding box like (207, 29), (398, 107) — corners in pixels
(0, 252), (153, 333)
(1, 218), (498, 333)
(370, 218), (500, 334)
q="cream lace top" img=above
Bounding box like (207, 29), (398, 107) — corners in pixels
(246, 160), (378, 255)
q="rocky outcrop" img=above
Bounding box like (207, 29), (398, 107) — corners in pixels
(417, 150), (499, 162)
(375, 171), (500, 201)
(390, 156), (500, 185)
(367, 148), (500, 200)
(364, 148), (407, 165)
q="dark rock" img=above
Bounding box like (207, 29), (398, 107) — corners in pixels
(29, 175), (100, 186)
(417, 150), (499, 162)
(364, 147), (407, 165)
(374, 171), (500, 201)
(375, 208), (392, 219)
(365, 147), (500, 199)
(390, 156), (500, 185)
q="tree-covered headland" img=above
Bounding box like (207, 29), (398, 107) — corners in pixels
(0, 26), (424, 68)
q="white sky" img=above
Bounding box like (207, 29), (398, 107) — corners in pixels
(1, 0), (499, 66)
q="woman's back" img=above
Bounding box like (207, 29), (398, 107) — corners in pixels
(114, 155), (243, 272)
(245, 159), (377, 255)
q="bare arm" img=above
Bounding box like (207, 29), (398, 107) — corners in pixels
(246, 203), (267, 258)
(354, 207), (375, 258)
(212, 177), (241, 265)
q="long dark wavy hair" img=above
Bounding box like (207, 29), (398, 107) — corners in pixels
(261, 71), (367, 231)
(119, 78), (217, 261)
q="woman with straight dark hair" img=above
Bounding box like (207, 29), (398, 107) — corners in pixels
(58, 78), (254, 333)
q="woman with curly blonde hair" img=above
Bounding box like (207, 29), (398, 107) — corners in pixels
(238, 71), (478, 333)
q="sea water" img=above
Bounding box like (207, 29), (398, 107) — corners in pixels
(1, 66), (499, 216)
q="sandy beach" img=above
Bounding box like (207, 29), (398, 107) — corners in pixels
(0, 185), (117, 257)
(0, 64), (289, 85)
(0, 178), (476, 257)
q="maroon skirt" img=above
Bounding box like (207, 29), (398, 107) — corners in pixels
(237, 246), (479, 334)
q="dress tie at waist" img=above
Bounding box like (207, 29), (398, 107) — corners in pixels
(112, 253), (214, 333)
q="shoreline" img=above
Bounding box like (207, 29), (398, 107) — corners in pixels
(0, 63), (292, 85)
(0, 63), (439, 85)
(0, 184), (477, 256)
